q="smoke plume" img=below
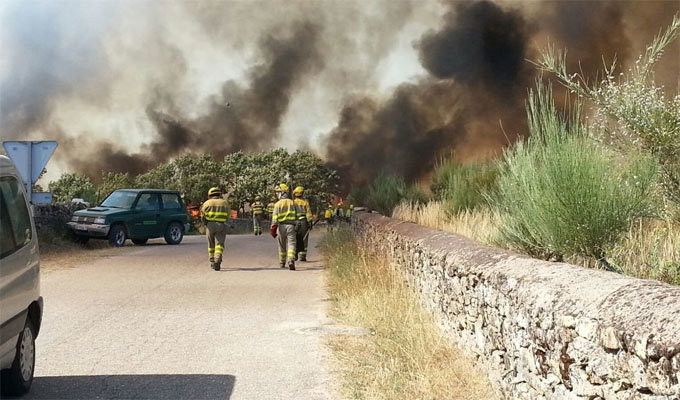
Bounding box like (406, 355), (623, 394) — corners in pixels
(325, 0), (679, 187)
(1, 0), (678, 188)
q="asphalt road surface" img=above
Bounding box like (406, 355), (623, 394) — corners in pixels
(29, 231), (333, 400)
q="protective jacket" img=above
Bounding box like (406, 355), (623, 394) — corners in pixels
(201, 198), (230, 222)
(252, 201), (264, 215)
(271, 195), (299, 225)
(266, 202), (275, 214)
(293, 198), (313, 221)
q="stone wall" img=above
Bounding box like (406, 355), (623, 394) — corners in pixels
(33, 203), (84, 233)
(353, 212), (680, 399)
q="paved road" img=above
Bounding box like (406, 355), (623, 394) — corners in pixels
(29, 231), (333, 400)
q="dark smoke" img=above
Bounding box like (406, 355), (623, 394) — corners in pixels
(419, 1), (529, 92)
(55, 21), (323, 176)
(326, 0), (530, 186)
(326, 80), (462, 186)
(326, 0), (679, 188)
(1, 0), (677, 187)
(0, 2), (113, 137)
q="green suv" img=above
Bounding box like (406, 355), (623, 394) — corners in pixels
(67, 189), (189, 247)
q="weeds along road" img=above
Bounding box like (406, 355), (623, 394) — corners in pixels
(28, 231), (333, 400)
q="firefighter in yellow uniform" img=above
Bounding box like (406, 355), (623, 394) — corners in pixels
(270, 183), (299, 270)
(201, 187), (229, 271)
(251, 196), (264, 235)
(293, 186), (313, 262)
(324, 204), (334, 231)
(266, 198), (275, 218)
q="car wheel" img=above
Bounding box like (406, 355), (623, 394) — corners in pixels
(0, 319), (36, 397)
(164, 222), (184, 245)
(131, 238), (148, 245)
(108, 224), (127, 247)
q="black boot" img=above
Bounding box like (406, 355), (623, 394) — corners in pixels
(280, 262), (286, 268)
(300, 254), (307, 262)
(288, 261), (296, 271)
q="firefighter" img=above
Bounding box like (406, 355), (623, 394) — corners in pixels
(270, 183), (299, 270)
(324, 204), (334, 231)
(266, 198), (275, 218)
(251, 195), (264, 235)
(292, 186), (313, 262)
(336, 200), (345, 222)
(201, 187), (229, 271)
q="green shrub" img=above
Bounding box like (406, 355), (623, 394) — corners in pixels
(491, 85), (659, 268)
(536, 14), (680, 211)
(96, 172), (134, 202)
(403, 185), (429, 205)
(366, 174), (407, 216)
(48, 173), (97, 203)
(431, 160), (498, 214)
(348, 186), (369, 207)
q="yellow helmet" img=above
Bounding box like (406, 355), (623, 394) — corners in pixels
(275, 183), (289, 192)
(208, 187), (221, 196)
(293, 186), (304, 196)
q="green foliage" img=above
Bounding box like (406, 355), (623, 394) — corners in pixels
(135, 163), (175, 191)
(51, 149), (339, 212)
(403, 185), (429, 205)
(535, 14), (680, 211)
(348, 186), (369, 207)
(491, 85), (659, 267)
(135, 154), (221, 205)
(96, 172), (134, 201)
(365, 174), (407, 216)
(222, 149), (339, 213)
(48, 173), (96, 203)
(431, 160), (498, 214)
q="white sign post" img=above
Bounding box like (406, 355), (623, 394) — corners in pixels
(2, 141), (58, 204)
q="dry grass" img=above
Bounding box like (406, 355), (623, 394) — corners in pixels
(393, 200), (680, 285)
(609, 219), (680, 285)
(320, 227), (496, 400)
(393, 201), (497, 244)
(39, 240), (126, 272)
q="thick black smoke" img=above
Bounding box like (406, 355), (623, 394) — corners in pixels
(325, 0), (679, 188)
(419, 1), (529, 92)
(326, 80), (462, 186)
(326, 1), (530, 186)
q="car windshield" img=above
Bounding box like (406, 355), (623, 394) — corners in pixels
(100, 191), (138, 209)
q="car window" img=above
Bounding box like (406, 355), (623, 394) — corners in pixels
(101, 190), (137, 209)
(0, 176), (32, 258)
(161, 193), (182, 210)
(135, 193), (160, 211)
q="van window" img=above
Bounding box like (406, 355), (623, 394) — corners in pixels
(0, 195), (17, 258)
(0, 176), (33, 259)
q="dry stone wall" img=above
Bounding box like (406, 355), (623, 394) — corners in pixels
(353, 212), (680, 400)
